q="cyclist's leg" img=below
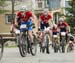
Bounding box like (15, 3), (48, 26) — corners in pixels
(66, 33), (68, 43)
(60, 33), (62, 43)
(40, 22), (44, 31)
(40, 22), (45, 40)
(27, 20), (33, 44)
(45, 23), (52, 42)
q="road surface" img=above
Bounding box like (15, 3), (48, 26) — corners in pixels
(0, 46), (75, 63)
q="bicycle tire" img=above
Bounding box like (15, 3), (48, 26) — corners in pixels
(53, 43), (59, 53)
(17, 34), (27, 57)
(41, 47), (45, 53)
(67, 44), (74, 52)
(45, 34), (50, 54)
(61, 37), (66, 53)
(30, 35), (37, 56)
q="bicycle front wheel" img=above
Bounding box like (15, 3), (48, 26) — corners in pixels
(45, 34), (50, 54)
(17, 34), (27, 57)
(61, 37), (66, 53)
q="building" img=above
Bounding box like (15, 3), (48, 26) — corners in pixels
(0, 0), (66, 33)
(34, 0), (65, 23)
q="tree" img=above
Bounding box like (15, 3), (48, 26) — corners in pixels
(65, 0), (75, 34)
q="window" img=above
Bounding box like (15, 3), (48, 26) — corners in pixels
(47, 0), (61, 10)
(38, 2), (42, 8)
(5, 14), (15, 24)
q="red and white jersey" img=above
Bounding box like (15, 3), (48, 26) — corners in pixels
(17, 11), (33, 22)
(39, 14), (52, 24)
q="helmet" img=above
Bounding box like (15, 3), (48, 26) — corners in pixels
(43, 8), (49, 15)
(58, 18), (64, 22)
(20, 6), (27, 12)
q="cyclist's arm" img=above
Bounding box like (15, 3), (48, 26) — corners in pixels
(15, 15), (20, 26)
(48, 19), (53, 28)
(57, 23), (60, 32)
(38, 19), (41, 29)
(64, 22), (69, 33)
(29, 11), (37, 26)
(48, 16), (53, 28)
(38, 16), (42, 29)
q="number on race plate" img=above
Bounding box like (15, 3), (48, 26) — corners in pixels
(53, 35), (58, 38)
(20, 24), (27, 29)
(61, 32), (66, 36)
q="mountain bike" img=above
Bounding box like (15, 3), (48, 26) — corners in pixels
(39, 27), (50, 54)
(17, 23), (37, 57)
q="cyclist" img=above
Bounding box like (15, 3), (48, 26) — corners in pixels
(38, 8), (52, 35)
(38, 9), (52, 30)
(38, 9), (52, 54)
(52, 24), (58, 44)
(15, 6), (35, 45)
(57, 17), (69, 43)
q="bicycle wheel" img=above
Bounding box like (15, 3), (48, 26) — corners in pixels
(30, 35), (37, 56)
(53, 40), (59, 53)
(53, 42), (58, 53)
(45, 34), (50, 54)
(67, 44), (74, 53)
(17, 34), (27, 57)
(0, 36), (4, 60)
(61, 37), (66, 53)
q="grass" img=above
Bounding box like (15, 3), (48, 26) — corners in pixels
(4, 45), (17, 48)
(0, 10), (9, 14)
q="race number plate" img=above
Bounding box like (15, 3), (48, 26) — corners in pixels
(61, 32), (66, 36)
(20, 24), (27, 29)
(53, 35), (58, 38)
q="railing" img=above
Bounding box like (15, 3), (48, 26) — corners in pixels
(0, 33), (17, 60)
(0, 33), (16, 42)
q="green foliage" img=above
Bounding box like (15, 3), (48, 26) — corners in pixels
(65, 0), (75, 34)
(0, 10), (9, 14)
(0, 0), (5, 6)
(0, 0), (7, 14)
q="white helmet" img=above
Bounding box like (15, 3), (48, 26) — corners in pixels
(20, 6), (27, 12)
(43, 8), (49, 15)
(59, 18), (64, 22)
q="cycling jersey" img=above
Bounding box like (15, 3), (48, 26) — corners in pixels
(57, 22), (68, 32)
(40, 14), (52, 24)
(17, 11), (32, 22)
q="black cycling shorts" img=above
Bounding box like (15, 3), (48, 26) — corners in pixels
(40, 22), (49, 30)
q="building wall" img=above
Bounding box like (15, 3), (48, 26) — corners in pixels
(0, 15), (11, 33)
(0, 0), (65, 33)
(0, 13), (38, 33)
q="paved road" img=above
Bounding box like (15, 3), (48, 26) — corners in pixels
(0, 46), (75, 63)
